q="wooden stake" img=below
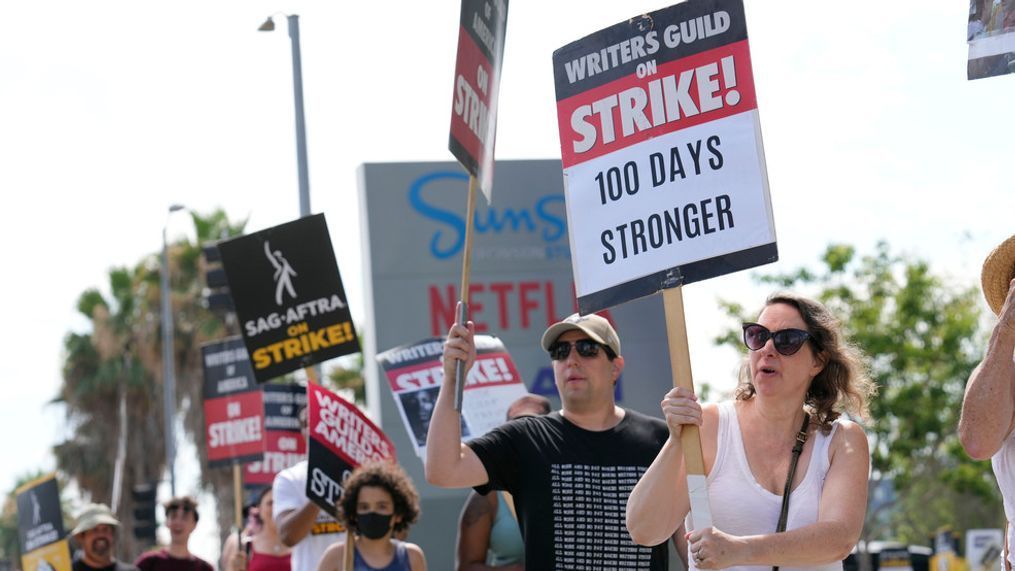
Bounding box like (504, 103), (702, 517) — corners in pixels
(343, 529), (355, 570)
(454, 175), (478, 412)
(232, 463), (243, 529)
(662, 286), (713, 530)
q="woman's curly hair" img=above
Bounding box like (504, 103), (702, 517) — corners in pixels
(735, 291), (877, 432)
(338, 460), (421, 534)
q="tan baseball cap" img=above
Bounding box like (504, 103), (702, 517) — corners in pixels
(540, 313), (620, 356)
(71, 503), (120, 535)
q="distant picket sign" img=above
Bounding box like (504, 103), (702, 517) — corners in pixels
(448, 0), (509, 201)
(16, 474), (71, 571)
(217, 214), (360, 383)
(244, 383), (307, 488)
(552, 0), (777, 313)
(305, 383), (396, 517)
(376, 335), (528, 458)
(202, 337), (267, 467)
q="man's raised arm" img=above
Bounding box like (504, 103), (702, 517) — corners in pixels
(424, 316), (489, 488)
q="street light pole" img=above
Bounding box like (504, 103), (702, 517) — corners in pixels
(260, 14), (311, 218)
(160, 204), (185, 497)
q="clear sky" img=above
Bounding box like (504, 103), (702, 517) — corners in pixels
(0, 0), (1009, 559)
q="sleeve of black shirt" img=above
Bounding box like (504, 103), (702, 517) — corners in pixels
(466, 421), (525, 495)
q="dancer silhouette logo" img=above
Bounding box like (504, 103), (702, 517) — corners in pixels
(264, 241), (298, 305)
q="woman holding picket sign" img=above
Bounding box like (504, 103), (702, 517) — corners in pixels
(627, 292), (875, 570)
(315, 461), (427, 571)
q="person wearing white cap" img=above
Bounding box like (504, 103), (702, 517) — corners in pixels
(426, 308), (672, 569)
(959, 234), (1015, 569)
(71, 504), (139, 571)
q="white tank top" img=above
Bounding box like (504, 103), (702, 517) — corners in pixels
(686, 401), (843, 571)
(991, 431), (1015, 567)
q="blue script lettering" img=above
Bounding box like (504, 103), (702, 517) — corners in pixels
(408, 172), (568, 259)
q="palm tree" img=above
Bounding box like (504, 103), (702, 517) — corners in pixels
(54, 209), (246, 558)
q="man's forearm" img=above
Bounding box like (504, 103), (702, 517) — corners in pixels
(425, 378), (465, 486)
(277, 503), (321, 547)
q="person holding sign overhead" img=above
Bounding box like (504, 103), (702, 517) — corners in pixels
(627, 292), (874, 570)
(427, 308), (673, 569)
(314, 461), (426, 571)
(959, 234), (1015, 568)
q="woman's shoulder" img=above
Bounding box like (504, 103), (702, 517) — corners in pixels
(403, 542), (426, 570)
(826, 417), (869, 458)
(317, 541), (346, 570)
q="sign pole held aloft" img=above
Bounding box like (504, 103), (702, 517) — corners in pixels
(343, 530), (355, 570)
(454, 176), (478, 411)
(662, 287), (712, 530)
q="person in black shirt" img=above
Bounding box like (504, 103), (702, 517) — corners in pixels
(426, 309), (673, 570)
(71, 503), (139, 571)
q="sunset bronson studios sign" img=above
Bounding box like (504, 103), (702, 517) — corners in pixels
(218, 214), (360, 383)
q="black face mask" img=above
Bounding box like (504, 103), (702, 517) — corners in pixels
(356, 512), (394, 540)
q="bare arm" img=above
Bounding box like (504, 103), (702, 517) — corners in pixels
(456, 492), (522, 571)
(315, 542), (345, 571)
(627, 387), (700, 546)
(275, 503), (321, 548)
(424, 316), (490, 488)
(407, 543), (428, 571)
(960, 279), (1015, 460)
(689, 421), (869, 569)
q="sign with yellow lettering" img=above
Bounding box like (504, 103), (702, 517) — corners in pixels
(16, 474), (71, 571)
(218, 214), (360, 383)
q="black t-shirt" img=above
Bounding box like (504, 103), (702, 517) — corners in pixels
(72, 559), (140, 571)
(468, 409), (670, 570)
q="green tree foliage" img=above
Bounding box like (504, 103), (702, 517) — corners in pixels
(54, 209), (245, 557)
(716, 242), (999, 544)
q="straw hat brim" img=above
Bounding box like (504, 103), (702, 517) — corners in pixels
(981, 234), (1015, 315)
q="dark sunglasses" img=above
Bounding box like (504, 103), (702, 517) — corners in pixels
(549, 339), (608, 361)
(741, 323), (816, 356)
(166, 504), (194, 514)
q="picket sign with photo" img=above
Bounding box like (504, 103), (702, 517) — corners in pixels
(377, 335), (528, 458)
(552, 0), (777, 531)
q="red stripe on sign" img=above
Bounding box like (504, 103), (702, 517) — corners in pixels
(449, 24), (496, 164)
(245, 430), (306, 486)
(204, 391), (266, 462)
(465, 353), (521, 391)
(557, 40), (756, 168)
(386, 360), (444, 393)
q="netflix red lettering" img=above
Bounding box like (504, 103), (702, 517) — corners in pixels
(428, 280), (614, 337)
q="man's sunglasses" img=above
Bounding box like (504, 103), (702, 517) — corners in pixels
(549, 339), (609, 361)
(741, 323), (816, 356)
(166, 504), (194, 514)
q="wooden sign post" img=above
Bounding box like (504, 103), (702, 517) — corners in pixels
(663, 287), (712, 530)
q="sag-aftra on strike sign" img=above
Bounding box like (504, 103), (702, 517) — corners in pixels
(553, 0), (777, 313)
(218, 214), (360, 383)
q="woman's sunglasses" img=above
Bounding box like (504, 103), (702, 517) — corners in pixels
(549, 339), (607, 361)
(741, 323), (816, 356)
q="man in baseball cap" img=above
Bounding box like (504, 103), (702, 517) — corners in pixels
(426, 308), (673, 569)
(71, 504), (138, 571)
